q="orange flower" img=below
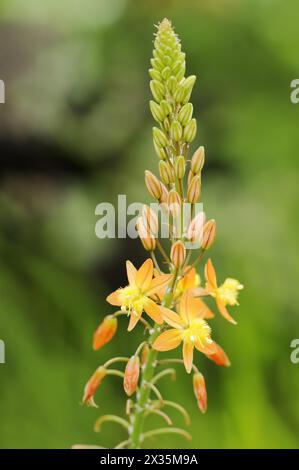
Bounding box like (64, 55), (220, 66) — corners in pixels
(193, 372), (207, 413)
(106, 259), (172, 331)
(82, 366), (107, 407)
(93, 315), (117, 350)
(205, 259), (243, 325)
(124, 356), (140, 396)
(153, 291), (216, 373)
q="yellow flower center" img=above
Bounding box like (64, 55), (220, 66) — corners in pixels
(118, 285), (147, 314)
(183, 318), (212, 347)
(216, 278), (243, 306)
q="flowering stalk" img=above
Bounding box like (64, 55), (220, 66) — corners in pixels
(76, 18), (243, 450)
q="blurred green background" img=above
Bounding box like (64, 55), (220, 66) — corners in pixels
(0, 0), (298, 449)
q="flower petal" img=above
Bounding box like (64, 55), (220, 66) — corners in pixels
(205, 259), (217, 291)
(216, 299), (237, 325)
(127, 311), (141, 331)
(143, 298), (163, 324)
(179, 290), (194, 324)
(205, 342), (231, 367)
(183, 341), (194, 373)
(189, 297), (215, 320)
(126, 260), (137, 286)
(160, 306), (185, 329)
(153, 329), (182, 351)
(195, 339), (217, 355)
(146, 274), (173, 296)
(106, 290), (122, 306)
(136, 259), (153, 291)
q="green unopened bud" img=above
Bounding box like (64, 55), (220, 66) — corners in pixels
(174, 84), (185, 103)
(153, 127), (168, 147)
(182, 75), (196, 103)
(172, 60), (185, 80)
(175, 155), (185, 179)
(150, 100), (164, 122)
(178, 103), (193, 126)
(160, 99), (172, 116)
(163, 117), (170, 132)
(162, 66), (171, 80)
(191, 146), (205, 174)
(154, 142), (167, 160)
(159, 160), (174, 185)
(171, 120), (183, 142)
(184, 118), (197, 143)
(151, 57), (164, 71)
(150, 80), (165, 102)
(149, 68), (162, 81)
(166, 76), (177, 94)
(187, 174), (201, 203)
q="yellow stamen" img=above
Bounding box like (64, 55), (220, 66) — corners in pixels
(216, 278), (243, 306)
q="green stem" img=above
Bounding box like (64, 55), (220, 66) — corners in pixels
(129, 270), (179, 448)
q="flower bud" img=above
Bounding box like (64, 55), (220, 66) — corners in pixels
(175, 155), (185, 179)
(178, 103), (193, 126)
(150, 100), (164, 122)
(172, 60), (185, 80)
(184, 118), (197, 143)
(170, 241), (186, 268)
(159, 160), (174, 185)
(206, 342), (230, 367)
(151, 57), (163, 71)
(171, 120), (183, 142)
(187, 174), (201, 203)
(153, 127), (168, 148)
(174, 84), (185, 103)
(83, 366), (107, 407)
(162, 66), (171, 80)
(182, 75), (196, 103)
(166, 75), (177, 94)
(124, 356), (140, 396)
(201, 219), (216, 250)
(141, 343), (150, 367)
(149, 68), (162, 81)
(191, 146), (205, 174)
(145, 170), (162, 200)
(187, 212), (206, 243)
(154, 142), (167, 160)
(93, 315), (118, 351)
(150, 80), (165, 102)
(168, 189), (181, 217)
(160, 182), (169, 204)
(193, 372), (207, 414)
(187, 169), (194, 187)
(142, 204), (158, 236)
(160, 99), (172, 116)
(137, 217), (156, 251)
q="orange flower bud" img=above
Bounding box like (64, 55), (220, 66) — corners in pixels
(145, 170), (162, 200)
(191, 146), (205, 174)
(187, 212), (205, 243)
(206, 342), (230, 367)
(160, 182), (169, 204)
(187, 169), (194, 187)
(93, 315), (118, 351)
(201, 219), (216, 250)
(193, 372), (207, 413)
(124, 355), (140, 396)
(168, 189), (181, 217)
(170, 241), (186, 268)
(141, 343), (150, 367)
(142, 204), (158, 236)
(137, 217), (156, 251)
(187, 174), (201, 203)
(83, 366), (107, 406)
